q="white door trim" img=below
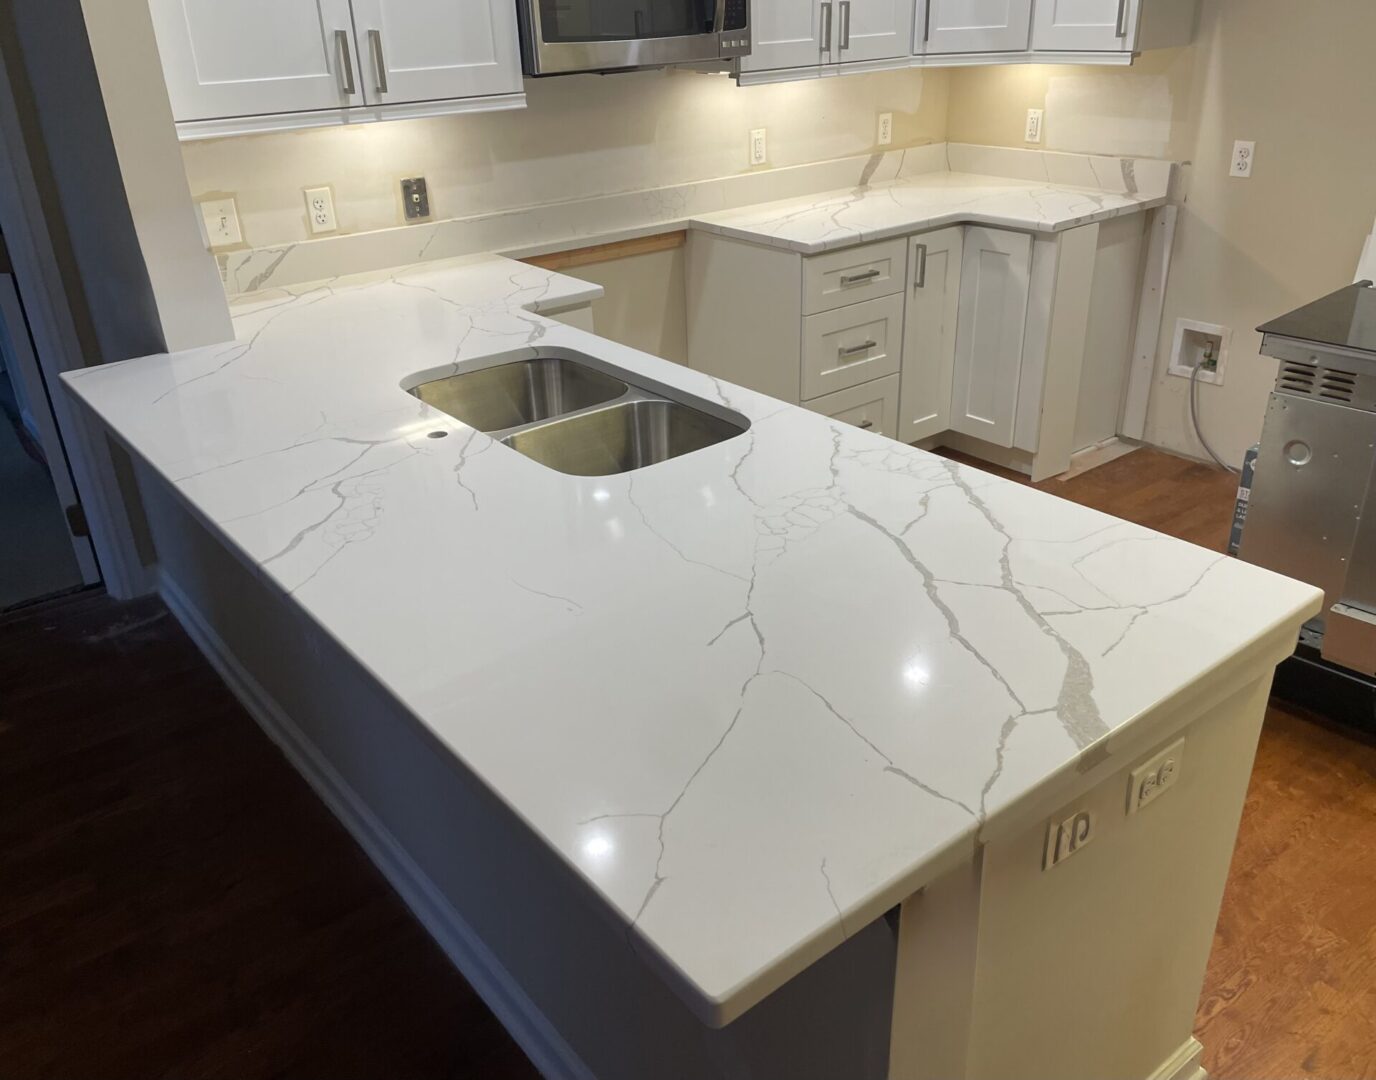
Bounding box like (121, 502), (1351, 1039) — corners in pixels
(0, 45), (151, 599)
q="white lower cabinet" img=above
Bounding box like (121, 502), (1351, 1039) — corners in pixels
(805, 375), (901, 438)
(801, 294), (904, 400)
(897, 227), (962, 443)
(948, 227), (1033, 448)
(686, 216), (1131, 481)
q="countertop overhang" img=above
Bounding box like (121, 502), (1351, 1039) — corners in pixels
(64, 237), (1318, 1027)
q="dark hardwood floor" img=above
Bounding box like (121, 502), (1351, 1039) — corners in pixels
(1, 446), (1371, 1078)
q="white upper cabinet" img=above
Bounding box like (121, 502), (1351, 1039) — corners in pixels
(349, 0), (522, 103)
(149, 0), (362, 120)
(916, 0), (1032, 54)
(1030, 0), (1139, 51)
(949, 227), (1032, 448)
(834, 0), (915, 65)
(149, 0), (525, 136)
(742, 0), (832, 71)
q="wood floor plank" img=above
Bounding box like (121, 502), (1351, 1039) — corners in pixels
(1, 448), (1371, 1078)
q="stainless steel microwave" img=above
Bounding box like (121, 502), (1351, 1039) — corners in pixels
(518, 0), (750, 75)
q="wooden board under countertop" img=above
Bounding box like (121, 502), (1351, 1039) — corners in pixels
(519, 230), (686, 272)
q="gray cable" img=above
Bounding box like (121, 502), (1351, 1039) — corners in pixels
(1189, 359), (1238, 474)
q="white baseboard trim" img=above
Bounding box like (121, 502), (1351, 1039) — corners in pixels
(1148, 1036), (1207, 1080)
(158, 570), (593, 1080)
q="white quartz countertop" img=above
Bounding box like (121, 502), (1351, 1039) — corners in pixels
(63, 253), (1318, 1028)
(690, 169), (1166, 254)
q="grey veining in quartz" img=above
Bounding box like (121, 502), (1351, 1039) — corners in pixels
(63, 251), (1318, 1028)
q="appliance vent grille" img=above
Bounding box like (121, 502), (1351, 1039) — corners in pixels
(1318, 366), (1357, 404)
(1278, 362), (1316, 395)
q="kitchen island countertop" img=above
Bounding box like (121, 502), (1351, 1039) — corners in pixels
(63, 251), (1319, 1028)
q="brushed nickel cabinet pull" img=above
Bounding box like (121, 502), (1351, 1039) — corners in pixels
(839, 340), (878, 357)
(369, 29), (389, 94)
(840, 268), (881, 286)
(914, 243), (928, 289)
(335, 30), (356, 95)
(1115, 0), (1129, 36)
(839, 1), (851, 48)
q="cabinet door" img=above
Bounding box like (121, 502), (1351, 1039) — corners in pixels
(1030, 0), (1137, 51)
(897, 228), (962, 444)
(835, 0), (915, 64)
(741, 0), (833, 71)
(949, 227), (1031, 448)
(148, 0), (362, 121)
(916, 0), (1032, 53)
(349, 0), (522, 103)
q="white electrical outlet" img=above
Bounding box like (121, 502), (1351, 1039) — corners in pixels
(1229, 140), (1256, 178)
(304, 186), (337, 234)
(877, 112), (893, 146)
(1127, 737), (1185, 815)
(1025, 108), (1044, 144)
(199, 197), (242, 248)
(749, 127), (767, 167)
(1044, 809), (1094, 869)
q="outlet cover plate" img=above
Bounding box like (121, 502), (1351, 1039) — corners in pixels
(1025, 108), (1044, 144)
(1044, 809), (1095, 869)
(1229, 140), (1256, 178)
(1128, 737), (1185, 815)
(200, 197), (242, 248)
(878, 112), (893, 146)
(749, 128), (767, 167)
(304, 186), (337, 234)
(402, 177), (430, 220)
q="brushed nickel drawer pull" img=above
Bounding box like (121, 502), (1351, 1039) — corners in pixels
(859, 419), (875, 429)
(839, 268), (881, 286)
(839, 340), (878, 357)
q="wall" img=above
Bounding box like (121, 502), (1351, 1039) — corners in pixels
(947, 0), (1376, 467)
(182, 67), (949, 249)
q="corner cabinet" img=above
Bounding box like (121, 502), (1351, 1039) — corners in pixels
(147, 0), (525, 140)
(686, 213), (1148, 482)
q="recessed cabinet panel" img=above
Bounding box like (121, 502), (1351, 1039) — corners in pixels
(741, 0), (831, 70)
(835, 0), (915, 64)
(805, 374), (901, 439)
(149, 0), (362, 119)
(350, 0), (523, 102)
(802, 294), (905, 400)
(898, 228), (962, 444)
(917, 0), (1033, 54)
(803, 238), (907, 315)
(950, 227), (1032, 448)
(1030, 0), (1138, 51)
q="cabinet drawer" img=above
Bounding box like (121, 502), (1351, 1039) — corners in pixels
(804, 374), (900, 439)
(801, 293), (904, 400)
(802, 238), (907, 315)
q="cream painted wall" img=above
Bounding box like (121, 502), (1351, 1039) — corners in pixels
(181, 68), (948, 249)
(947, 0), (1376, 467)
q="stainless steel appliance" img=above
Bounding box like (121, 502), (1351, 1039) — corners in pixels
(1239, 282), (1376, 721)
(517, 0), (749, 75)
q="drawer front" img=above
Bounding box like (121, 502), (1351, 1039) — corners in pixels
(802, 238), (908, 315)
(801, 293), (904, 400)
(804, 374), (900, 439)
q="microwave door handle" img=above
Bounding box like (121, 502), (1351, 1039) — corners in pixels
(713, 0), (727, 32)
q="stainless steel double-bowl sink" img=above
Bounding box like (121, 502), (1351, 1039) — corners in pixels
(406, 348), (750, 476)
